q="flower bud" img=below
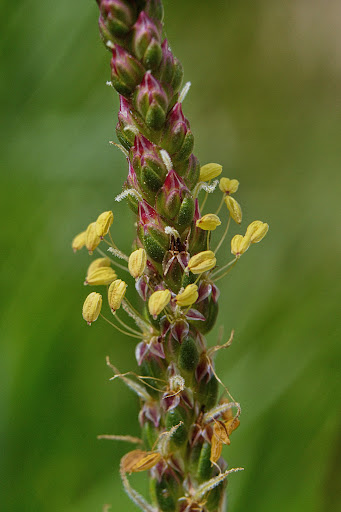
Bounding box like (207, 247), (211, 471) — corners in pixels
(86, 257), (111, 279)
(128, 248), (147, 278)
(144, 0), (164, 22)
(178, 336), (199, 372)
(82, 292), (102, 325)
(219, 177), (239, 195)
(85, 267), (117, 285)
(224, 196), (242, 224)
(116, 96), (138, 149)
(110, 45), (144, 97)
(199, 163), (222, 182)
(132, 12), (162, 70)
(245, 220), (269, 243)
(85, 222), (101, 254)
(196, 214), (221, 231)
(131, 135), (168, 202)
(108, 279), (127, 312)
(187, 251), (216, 274)
(162, 103), (194, 162)
(138, 201), (168, 263)
(134, 71), (168, 130)
(72, 231), (86, 252)
(156, 169), (194, 228)
(175, 284), (199, 307)
(176, 154), (200, 191)
(155, 39), (183, 94)
(96, 210), (114, 238)
(231, 234), (250, 258)
(148, 289), (171, 318)
(98, 0), (137, 38)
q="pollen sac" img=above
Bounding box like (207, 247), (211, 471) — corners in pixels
(132, 12), (162, 70)
(82, 292), (102, 325)
(86, 257), (111, 279)
(224, 195), (242, 224)
(148, 289), (171, 319)
(156, 170), (194, 229)
(134, 71), (168, 130)
(162, 103), (194, 163)
(245, 220), (269, 243)
(219, 176), (239, 195)
(187, 250), (216, 275)
(96, 210), (114, 238)
(121, 449), (161, 474)
(131, 135), (168, 202)
(110, 45), (144, 97)
(128, 248), (147, 278)
(85, 222), (101, 254)
(196, 214), (221, 231)
(199, 163), (222, 182)
(155, 39), (183, 95)
(108, 279), (127, 312)
(85, 267), (117, 286)
(97, 0), (137, 40)
(175, 284), (198, 307)
(231, 234), (250, 258)
(72, 230), (86, 252)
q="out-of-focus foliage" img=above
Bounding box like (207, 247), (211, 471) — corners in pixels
(1, 0), (340, 511)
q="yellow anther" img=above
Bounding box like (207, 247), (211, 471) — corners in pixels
(175, 284), (199, 307)
(72, 231), (87, 252)
(219, 177), (239, 195)
(148, 289), (171, 319)
(85, 267), (117, 286)
(199, 163), (222, 182)
(187, 250), (216, 274)
(231, 235), (250, 258)
(85, 222), (101, 254)
(96, 210), (114, 238)
(245, 220), (269, 243)
(108, 279), (127, 312)
(82, 292), (102, 325)
(121, 450), (162, 475)
(128, 248), (147, 278)
(86, 257), (111, 279)
(224, 196), (242, 224)
(196, 214), (221, 231)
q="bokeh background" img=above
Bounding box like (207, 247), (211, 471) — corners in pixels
(1, 0), (340, 511)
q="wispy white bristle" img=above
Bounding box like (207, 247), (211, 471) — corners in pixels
(107, 247), (128, 261)
(160, 150), (173, 172)
(194, 468), (244, 501)
(106, 81), (113, 87)
(115, 189), (142, 202)
(200, 179), (219, 193)
(124, 124), (139, 135)
(106, 41), (114, 49)
(179, 81), (191, 103)
(109, 141), (129, 158)
(165, 226), (180, 239)
(203, 401), (241, 423)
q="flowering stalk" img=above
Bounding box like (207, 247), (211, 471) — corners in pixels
(73, 1), (269, 511)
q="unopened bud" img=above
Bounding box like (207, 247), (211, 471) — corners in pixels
(86, 267), (117, 285)
(108, 279), (127, 312)
(196, 214), (221, 231)
(148, 289), (171, 318)
(96, 210), (114, 238)
(85, 222), (101, 254)
(132, 12), (162, 70)
(245, 220), (269, 243)
(231, 234), (250, 258)
(219, 177), (239, 195)
(224, 196), (242, 224)
(82, 292), (102, 325)
(86, 257), (111, 279)
(134, 71), (168, 130)
(187, 250), (216, 274)
(72, 231), (86, 252)
(175, 284), (198, 307)
(128, 248), (147, 278)
(199, 163), (222, 182)
(110, 45), (144, 97)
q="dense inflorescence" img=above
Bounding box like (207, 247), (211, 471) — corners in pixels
(72, 1), (268, 511)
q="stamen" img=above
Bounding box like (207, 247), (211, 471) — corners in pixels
(97, 434), (143, 444)
(106, 357), (151, 401)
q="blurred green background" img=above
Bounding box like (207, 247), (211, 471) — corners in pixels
(1, 0), (340, 511)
